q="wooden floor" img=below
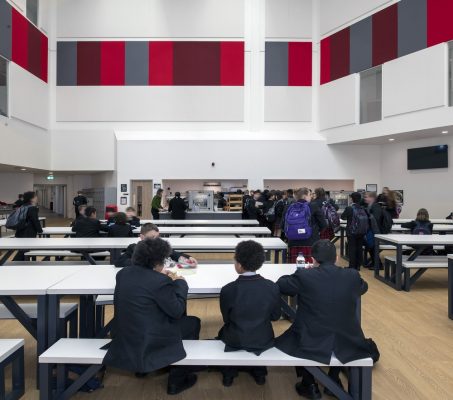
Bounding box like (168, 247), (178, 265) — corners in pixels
(1, 214), (453, 399)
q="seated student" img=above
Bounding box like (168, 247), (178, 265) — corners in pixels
(276, 240), (377, 400)
(103, 238), (200, 395)
(107, 212), (134, 237)
(217, 240), (281, 387)
(341, 192), (369, 270)
(70, 204), (87, 227)
(401, 208), (434, 255)
(115, 223), (197, 268)
(125, 207), (141, 227)
(71, 206), (104, 237)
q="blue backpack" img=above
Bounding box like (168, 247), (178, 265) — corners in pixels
(349, 205), (369, 236)
(284, 202), (312, 240)
(413, 221), (431, 235)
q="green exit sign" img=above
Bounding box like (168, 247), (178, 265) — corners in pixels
(47, 175), (54, 181)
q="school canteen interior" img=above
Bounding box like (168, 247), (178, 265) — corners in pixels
(1, 0), (453, 399)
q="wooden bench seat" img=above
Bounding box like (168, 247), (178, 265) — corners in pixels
(0, 339), (25, 400)
(39, 339), (372, 400)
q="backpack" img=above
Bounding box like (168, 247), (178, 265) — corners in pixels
(380, 208), (393, 234)
(284, 202), (312, 241)
(265, 202), (276, 222)
(412, 221), (431, 235)
(349, 205), (369, 236)
(322, 201), (340, 232)
(5, 205), (31, 230)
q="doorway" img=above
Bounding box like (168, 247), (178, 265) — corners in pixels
(33, 184), (67, 217)
(131, 180), (153, 219)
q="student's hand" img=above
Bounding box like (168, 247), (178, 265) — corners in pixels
(179, 256), (198, 266)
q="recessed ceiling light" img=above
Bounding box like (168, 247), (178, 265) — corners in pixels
(388, 138), (395, 142)
(49, 172), (53, 174)
(442, 131), (449, 134)
(20, 168), (26, 171)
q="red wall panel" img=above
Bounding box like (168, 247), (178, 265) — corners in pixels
(372, 4), (398, 66)
(173, 42), (220, 86)
(427, 0), (453, 47)
(330, 28), (350, 81)
(11, 8), (28, 70)
(149, 41), (173, 85)
(77, 42), (101, 85)
(27, 23), (41, 80)
(40, 34), (48, 82)
(288, 42), (312, 86)
(100, 41), (125, 85)
(220, 41), (244, 86)
(320, 37), (331, 84)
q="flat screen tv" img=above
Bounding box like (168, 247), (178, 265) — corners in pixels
(407, 145), (448, 170)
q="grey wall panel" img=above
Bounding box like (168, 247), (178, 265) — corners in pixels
(265, 42), (288, 86)
(57, 42), (77, 86)
(0, 0), (12, 60)
(125, 41), (149, 86)
(350, 16), (372, 74)
(398, 0), (427, 58)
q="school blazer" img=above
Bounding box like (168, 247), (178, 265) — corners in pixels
(103, 265), (188, 373)
(275, 263), (373, 364)
(114, 243), (189, 268)
(168, 197), (188, 220)
(71, 217), (103, 238)
(15, 205), (43, 238)
(217, 274), (281, 355)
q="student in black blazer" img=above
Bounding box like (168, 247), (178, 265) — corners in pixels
(168, 192), (188, 220)
(71, 206), (105, 237)
(103, 238), (200, 395)
(125, 207), (141, 228)
(107, 212), (134, 237)
(276, 240), (375, 399)
(13, 191), (43, 261)
(217, 240), (281, 387)
(115, 223), (197, 268)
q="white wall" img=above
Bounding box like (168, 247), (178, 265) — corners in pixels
(380, 136), (453, 218)
(263, 179), (354, 191)
(0, 172), (34, 203)
(265, 0), (312, 39)
(57, 0), (244, 38)
(116, 137), (382, 210)
(320, 0), (399, 36)
(383, 44), (447, 118)
(265, 87), (312, 122)
(319, 74), (357, 130)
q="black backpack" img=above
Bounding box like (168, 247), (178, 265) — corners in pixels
(380, 208), (393, 234)
(349, 205), (369, 236)
(5, 205), (31, 230)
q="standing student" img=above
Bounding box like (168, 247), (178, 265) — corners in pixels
(385, 190), (399, 219)
(125, 207), (141, 228)
(341, 192), (369, 270)
(217, 193), (227, 210)
(274, 191), (286, 237)
(286, 189), (295, 206)
(376, 187), (389, 206)
(115, 223), (198, 268)
(151, 189), (165, 220)
(73, 192), (88, 218)
(72, 206), (104, 237)
(363, 192), (383, 270)
(242, 190), (251, 219)
(281, 188), (327, 263)
(13, 194), (24, 209)
(217, 241), (281, 387)
(276, 240), (377, 399)
(245, 191), (263, 221)
(263, 191), (277, 232)
(312, 187), (339, 241)
(103, 238), (201, 395)
(13, 191), (43, 261)
(168, 192), (188, 220)
(70, 204), (87, 227)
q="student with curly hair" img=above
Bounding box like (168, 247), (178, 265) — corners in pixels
(104, 237), (201, 395)
(217, 240), (281, 387)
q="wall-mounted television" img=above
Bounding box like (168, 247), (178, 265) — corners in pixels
(407, 145), (448, 170)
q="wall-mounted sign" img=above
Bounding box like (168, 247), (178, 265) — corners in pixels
(120, 196), (127, 205)
(47, 175), (54, 181)
(121, 184), (127, 192)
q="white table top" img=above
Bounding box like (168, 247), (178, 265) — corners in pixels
(41, 226), (271, 236)
(101, 219), (260, 226)
(0, 265), (87, 295)
(391, 224), (453, 232)
(0, 237), (287, 251)
(0, 216), (45, 227)
(47, 264), (296, 295)
(0, 339), (24, 363)
(375, 234), (453, 245)
(448, 255), (453, 260)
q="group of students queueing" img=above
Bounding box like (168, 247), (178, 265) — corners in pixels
(103, 238), (379, 399)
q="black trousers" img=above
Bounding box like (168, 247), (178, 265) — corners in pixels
(75, 206), (80, 218)
(347, 235), (364, 270)
(168, 316), (201, 386)
(151, 209), (160, 220)
(221, 366), (267, 380)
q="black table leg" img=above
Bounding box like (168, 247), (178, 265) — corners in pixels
(449, 258), (453, 320)
(395, 244), (403, 291)
(47, 295), (61, 348)
(0, 249), (14, 265)
(374, 238), (380, 278)
(80, 295), (95, 338)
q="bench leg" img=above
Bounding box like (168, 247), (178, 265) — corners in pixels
(55, 364), (103, 400)
(69, 312), (78, 339)
(305, 367), (352, 400)
(0, 347), (25, 400)
(349, 366), (372, 400)
(95, 304), (105, 334)
(39, 363), (53, 400)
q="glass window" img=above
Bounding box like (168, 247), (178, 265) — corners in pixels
(360, 66), (382, 124)
(0, 57), (8, 118)
(27, 0), (39, 26)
